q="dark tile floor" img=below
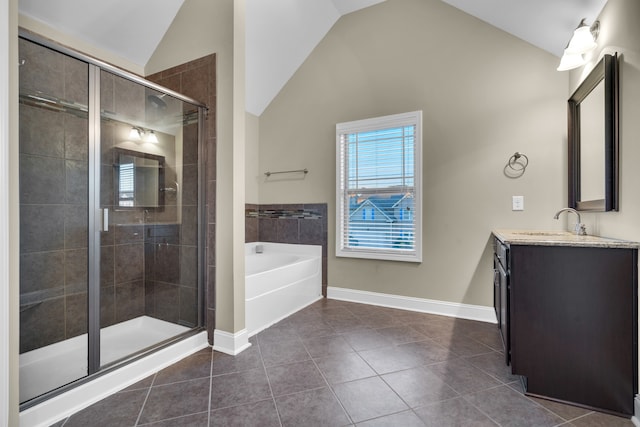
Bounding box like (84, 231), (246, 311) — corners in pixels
(54, 299), (634, 426)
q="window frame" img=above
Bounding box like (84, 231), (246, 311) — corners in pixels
(335, 111), (423, 263)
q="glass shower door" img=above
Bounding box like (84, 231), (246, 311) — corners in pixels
(18, 38), (90, 403)
(98, 70), (201, 368)
(18, 34), (204, 406)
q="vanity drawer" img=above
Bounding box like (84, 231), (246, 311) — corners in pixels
(494, 237), (508, 268)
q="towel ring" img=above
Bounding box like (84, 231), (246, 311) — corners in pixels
(508, 152), (528, 172)
(503, 152), (528, 179)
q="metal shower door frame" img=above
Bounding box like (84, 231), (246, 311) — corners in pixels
(18, 28), (208, 409)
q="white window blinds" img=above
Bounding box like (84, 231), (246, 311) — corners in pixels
(118, 162), (135, 207)
(336, 111), (422, 262)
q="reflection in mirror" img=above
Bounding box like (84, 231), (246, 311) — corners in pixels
(568, 53), (618, 211)
(579, 79), (605, 201)
(114, 148), (165, 209)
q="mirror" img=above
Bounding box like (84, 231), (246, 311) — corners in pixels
(114, 148), (165, 209)
(568, 53), (619, 211)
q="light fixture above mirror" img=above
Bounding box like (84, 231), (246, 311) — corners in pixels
(557, 19), (600, 71)
(129, 126), (159, 143)
(129, 126), (142, 141)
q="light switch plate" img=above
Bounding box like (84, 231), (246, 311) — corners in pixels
(512, 195), (524, 211)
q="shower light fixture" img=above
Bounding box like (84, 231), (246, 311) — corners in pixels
(557, 19), (600, 71)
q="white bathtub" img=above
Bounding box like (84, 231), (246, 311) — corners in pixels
(245, 242), (322, 336)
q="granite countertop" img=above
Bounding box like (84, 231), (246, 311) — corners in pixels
(493, 229), (640, 249)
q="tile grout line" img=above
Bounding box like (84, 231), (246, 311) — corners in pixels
(344, 305), (498, 425)
(343, 304), (437, 424)
(557, 411), (597, 425)
(255, 337), (285, 427)
(376, 366), (429, 424)
(451, 383), (507, 427)
(457, 382), (565, 427)
(137, 411), (209, 427)
(299, 331), (356, 425)
(207, 345), (214, 426)
(352, 335), (448, 425)
(501, 380), (587, 424)
(133, 372), (158, 426)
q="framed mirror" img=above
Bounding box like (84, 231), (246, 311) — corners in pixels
(114, 148), (165, 209)
(568, 53), (619, 211)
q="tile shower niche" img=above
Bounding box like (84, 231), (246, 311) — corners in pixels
(18, 34), (206, 406)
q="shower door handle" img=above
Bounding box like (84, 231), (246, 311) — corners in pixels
(101, 208), (109, 232)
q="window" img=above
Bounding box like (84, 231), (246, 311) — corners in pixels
(118, 161), (135, 207)
(336, 111), (422, 262)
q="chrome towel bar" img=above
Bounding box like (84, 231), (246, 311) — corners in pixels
(264, 168), (308, 177)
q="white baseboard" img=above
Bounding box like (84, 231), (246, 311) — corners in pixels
(632, 395), (640, 426)
(20, 331), (208, 427)
(212, 329), (251, 355)
(327, 286), (497, 324)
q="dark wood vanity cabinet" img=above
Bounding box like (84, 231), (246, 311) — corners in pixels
(493, 239), (509, 364)
(493, 236), (638, 416)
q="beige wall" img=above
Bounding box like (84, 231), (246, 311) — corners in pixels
(258, 0), (568, 307)
(570, 0), (640, 241)
(147, 0), (246, 333)
(245, 112), (260, 204)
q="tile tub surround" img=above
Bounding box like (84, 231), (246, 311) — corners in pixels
(245, 203), (328, 296)
(57, 299), (633, 426)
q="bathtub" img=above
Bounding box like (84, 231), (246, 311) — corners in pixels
(245, 242), (322, 336)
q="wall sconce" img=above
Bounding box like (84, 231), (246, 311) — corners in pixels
(557, 19), (600, 71)
(129, 127), (143, 141)
(146, 131), (159, 144)
(129, 127), (159, 143)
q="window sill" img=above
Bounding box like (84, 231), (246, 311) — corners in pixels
(336, 249), (421, 263)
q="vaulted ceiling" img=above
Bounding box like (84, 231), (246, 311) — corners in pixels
(18, 0), (607, 116)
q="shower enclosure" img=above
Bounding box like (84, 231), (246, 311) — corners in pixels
(18, 33), (206, 406)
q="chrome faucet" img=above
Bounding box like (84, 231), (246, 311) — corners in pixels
(553, 208), (587, 235)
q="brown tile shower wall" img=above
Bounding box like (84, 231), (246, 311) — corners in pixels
(101, 65), (201, 328)
(147, 54), (217, 344)
(99, 70), (199, 330)
(245, 203), (328, 296)
(19, 37), (213, 353)
(143, 223), (198, 327)
(99, 74), (148, 329)
(99, 222), (145, 329)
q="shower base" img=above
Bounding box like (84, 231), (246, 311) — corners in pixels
(19, 316), (189, 403)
